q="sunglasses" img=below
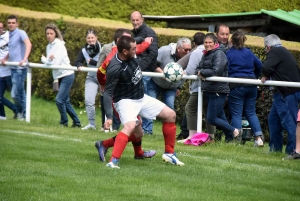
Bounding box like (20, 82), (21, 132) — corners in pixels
(181, 47), (191, 52)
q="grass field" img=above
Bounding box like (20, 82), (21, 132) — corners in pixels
(0, 95), (300, 201)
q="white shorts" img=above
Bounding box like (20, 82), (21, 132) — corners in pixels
(113, 94), (165, 125)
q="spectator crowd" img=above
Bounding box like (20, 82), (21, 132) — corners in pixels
(1, 11), (300, 169)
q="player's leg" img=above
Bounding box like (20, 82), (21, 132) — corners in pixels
(140, 94), (184, 166)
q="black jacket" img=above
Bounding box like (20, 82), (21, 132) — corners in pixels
(197, 44), (230, 94)
(262, 46), (300, 96)
(132, 23), (158, 72)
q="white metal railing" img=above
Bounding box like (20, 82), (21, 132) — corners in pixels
(3, 61), (300, 132)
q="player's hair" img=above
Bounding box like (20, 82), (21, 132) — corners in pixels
(86, 29), (97, 37)
(215, 24), (229, 34)
(204, 33), (218, 44)
(231, 31), (246, 49)
(45, 23), (63, 41)
(117, 36), (135, 53)
(114, 28), (132, 43)
(193, 32), (205, 46)
(7, 14), (18, 22)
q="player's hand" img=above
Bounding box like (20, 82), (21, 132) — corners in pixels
(104, 119), (112, 130)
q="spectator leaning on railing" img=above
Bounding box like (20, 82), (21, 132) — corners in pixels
(1, 14), (32, 121)
(41, 23), (81, 128)
(0, 21), (17, 120)
(226, 30), (264, 147)
(261, 34), (300, 155)
(75, 29), (102, 130)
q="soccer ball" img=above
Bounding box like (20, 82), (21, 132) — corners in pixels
(163, 62), (183, 82)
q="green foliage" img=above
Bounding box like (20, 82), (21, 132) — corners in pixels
(2, 0), (300, 27)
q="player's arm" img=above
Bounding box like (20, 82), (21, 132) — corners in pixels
(103, 64), (121, 121)
(97, 47), (117, 85)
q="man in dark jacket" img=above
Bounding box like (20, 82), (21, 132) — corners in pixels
(130, 11), (158, 134)
(261, 34), (300, 155)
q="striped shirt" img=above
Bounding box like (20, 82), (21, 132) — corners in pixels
(103, 53), (144, 119)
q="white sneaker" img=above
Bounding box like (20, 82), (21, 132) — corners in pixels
(17, 113), (24, 121)
(254, 139), (264, 147)
(162, 153), (185, 166)
(0, 116), (7, 120)
(81, 124), (96, 130)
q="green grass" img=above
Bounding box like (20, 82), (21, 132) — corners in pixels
(1, 95), (300, 201)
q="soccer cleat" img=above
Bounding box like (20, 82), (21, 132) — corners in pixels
(81, 124), (96, 130)
(283, 151), (300, 160)
(162, 153), (185, 166)
(134, 150), (156, 159)
(254, 139), (264, 147)
(106, 158), (120, 169)
(0, 116), (7, 120)
(95, 141), (108, 162)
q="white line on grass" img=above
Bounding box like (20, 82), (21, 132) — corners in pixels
(3, 129), (82, 142)
(3, 129), (299, 175)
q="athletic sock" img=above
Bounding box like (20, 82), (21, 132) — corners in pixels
(129, 134), (144, 157)
(102, 136), (116, 148)
(111, 132), (129, 160)
(162, 122), (176, 153)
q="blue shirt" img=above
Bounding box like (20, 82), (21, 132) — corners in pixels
(226, 47), (262, 78)
(8, 28), (29, 69)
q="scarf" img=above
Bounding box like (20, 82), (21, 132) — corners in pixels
(85, 41), (101, 58)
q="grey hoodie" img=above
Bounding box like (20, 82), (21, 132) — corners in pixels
(152, 43), (184, 89)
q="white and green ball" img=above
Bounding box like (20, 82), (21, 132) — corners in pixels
(163, 62), (184, 82)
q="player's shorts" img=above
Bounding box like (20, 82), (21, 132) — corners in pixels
(113, 94), (165, 125)
(297, 110), (300, 122)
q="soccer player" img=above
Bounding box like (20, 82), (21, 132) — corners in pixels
(103, 35), (184, 168)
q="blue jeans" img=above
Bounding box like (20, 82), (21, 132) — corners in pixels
(268, 92), (300, 154)
(142, 78), (177, 134)
(204, 92), (235, 140)
(142, 76), (151, 95)
(11, 68), (27, 117)
(228, 86), (262, 136)
(56, 74), (80, 125)
(0, 76), (17, 117)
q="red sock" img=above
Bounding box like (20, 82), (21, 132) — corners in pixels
(129, 134), (144, 157)
(102, 136), (116, 148)
(163, 122), (176, 153)
(111, 132), (129, 160)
